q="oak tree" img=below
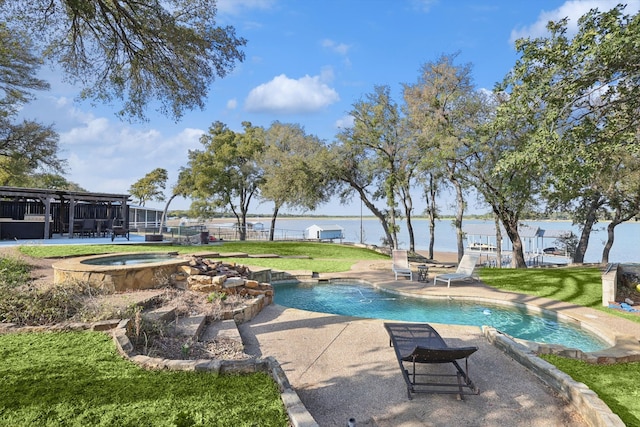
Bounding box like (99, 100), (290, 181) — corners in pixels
(4, 0), (246, 121)
(188, 121), (264, 240)
(129, 168), (168, 206)
(260, 122), (334, 240)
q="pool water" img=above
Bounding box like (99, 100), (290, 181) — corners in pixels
(274, 281), (609, 352)
(81, 253), (179, 266)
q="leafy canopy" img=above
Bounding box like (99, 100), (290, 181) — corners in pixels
(3, 0), (247, 121)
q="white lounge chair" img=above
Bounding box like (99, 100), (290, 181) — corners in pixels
(434, 253), (480, 287)
(392, 249), (413, 280)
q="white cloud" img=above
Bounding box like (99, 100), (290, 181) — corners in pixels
(51, 100), (202, 198)
(322, 39), (351, 55)
(510, 0), (640, 43)
(335, 115), (354, 130)
(410, 0), (438, 13)
(59, 116), (110, 146)
(217, 0), (275, 15)
(244, 73), (340, 114)
(226, 98), (238, 110)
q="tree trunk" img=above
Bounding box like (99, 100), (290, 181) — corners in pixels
(239, 215), (247, 241)
(341, 177), (395, 249)
(452, 177), (465, 261)
(574, 220), (594, 264)
(389, 206), (398, 249)
(502, 217), (527, 268)
(402, 190), (415, 252)
(601, 220), (616, 265)
(426, 176), (437, 260)
(428, 217), (435, 260)
(601, 208), (636, 264)
(494, 213), (503, 268)
(354, 189), (394, 249)
(159, 194), (177, 235)
(238, 198), (248, 241)
(573, 197), (602, 263)
(269, 205), (280, 241)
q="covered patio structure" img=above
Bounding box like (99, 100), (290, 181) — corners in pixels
(0, 186), (130, 240)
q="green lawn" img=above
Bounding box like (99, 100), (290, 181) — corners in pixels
(0, 331), (288, 427)
(479, 266), (640, 322)
(18, 241), (387, 274)
(541, 354), (640, 426)
(479, 266), (640, 426)
(6, 242), (640, 425)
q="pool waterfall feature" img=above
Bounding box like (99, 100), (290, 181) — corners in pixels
(53, 253), (191, 292)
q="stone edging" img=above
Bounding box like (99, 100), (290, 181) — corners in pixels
(0, 320), (319, 427)
(110, 319), (319, 427)
(483, 326), (624, 427)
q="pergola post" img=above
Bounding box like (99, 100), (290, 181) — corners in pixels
(68, 197), (76, 238)
(40, 196), (52, 239)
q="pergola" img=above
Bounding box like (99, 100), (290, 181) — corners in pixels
(0, 186), (131, 239)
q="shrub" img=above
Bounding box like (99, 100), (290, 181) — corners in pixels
(0, 256), (32, 289)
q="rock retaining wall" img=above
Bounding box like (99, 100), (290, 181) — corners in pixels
(169, 256), (275, 316)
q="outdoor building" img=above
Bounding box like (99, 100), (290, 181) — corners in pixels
(305, 224), (345, 241)
(0, 186), (130, 240)
(129, 205), (165, 231)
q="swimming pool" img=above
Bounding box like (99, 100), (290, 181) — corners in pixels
(273, 281), (609, 352)
(53, 252), (189, 292)
(80, 253), (179, 266)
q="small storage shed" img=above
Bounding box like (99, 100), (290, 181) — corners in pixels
(305, 224), (344, 241)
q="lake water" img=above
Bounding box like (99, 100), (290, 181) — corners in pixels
(253, 217), (639, 264)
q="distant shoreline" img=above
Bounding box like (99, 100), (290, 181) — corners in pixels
(198, 216), (582, 223)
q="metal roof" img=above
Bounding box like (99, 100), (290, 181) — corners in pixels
(462, 223), (569, 239)
(305, 224), (345, 231)
(0, 186), (130, 203)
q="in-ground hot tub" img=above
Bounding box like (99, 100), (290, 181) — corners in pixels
(53, 252), (191, 292)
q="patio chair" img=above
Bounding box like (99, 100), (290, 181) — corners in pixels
(433, 252), (480, 287)
(80, 219), (96, 238)
(392, 249), (413, 280)
(384, 322), (479, 400)
(108, 219), (130, 241)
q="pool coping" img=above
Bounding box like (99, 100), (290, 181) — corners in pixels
(276, 268), (636, 426)
(314, 263), (640, 363)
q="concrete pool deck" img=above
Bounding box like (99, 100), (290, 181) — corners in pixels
(339, 258), (640, 359)
(5, 238), (637, 425)
(241, 306), (588, 426)
(240, 257), (640, 426)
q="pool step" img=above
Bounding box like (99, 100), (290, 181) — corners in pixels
(142, 305), (177, 323)
(141, 306), (243, 349)
(200, 319), (243, 348)
(171, 314), (207, 339)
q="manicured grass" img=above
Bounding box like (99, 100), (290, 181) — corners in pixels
(0, 331), (289, 427)
(481, 265), (640, 425)
(479, 266), (603, 306)
(18, 241), (388, 273)
(541, 355), (640, 426)
(479, 266), (640, 324)
(10, 243), (640, 424)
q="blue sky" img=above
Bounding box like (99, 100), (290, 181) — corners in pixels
(22, 0), (640, 216)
